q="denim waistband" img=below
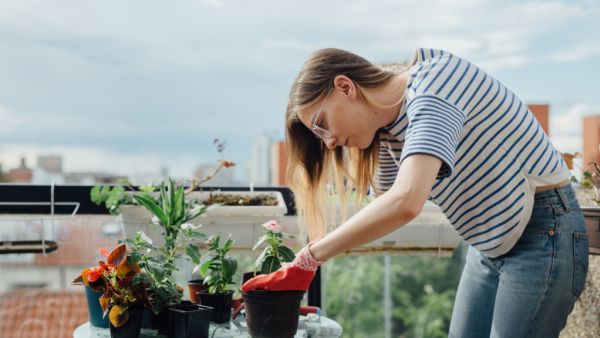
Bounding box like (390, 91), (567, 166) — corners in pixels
(533, 182), (579, 212)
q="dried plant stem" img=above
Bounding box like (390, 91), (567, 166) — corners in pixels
(185, 160), (231, 195)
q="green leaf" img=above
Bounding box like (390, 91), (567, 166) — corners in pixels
(183, 205), (207, 223)
(223, 238), (233, 253)
(261, 255), (280, 274)
(222, 257), (237, 279)
(134, 194), (168, 225)
(117, 178), (134, 186)
(185, 244), (201, 265)
(168, 179), (176, 223)
(254, 247), (268, 271)
(278, 246), (296, 262)
(159, 182), (170, 223)
(139, 185), (156, 193)
(252, 235), (268, 251)
(173, 186), (185, 224)
(90, 186), (103, 205)
(199, 258), (212, 276)
(205, 203), (221, 212)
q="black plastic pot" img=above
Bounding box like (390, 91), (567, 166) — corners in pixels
(241, 271), (263, 286)
(109, 305), (143, 338)
(84, 285), (109, 328)
(170, 304), (213, 338)
(187, 279), (209, 304)
(198, 290), (233, 324)
(141, 307), (158, 329)
(242, 290), (304, 338)
(157, 301), (192, 337)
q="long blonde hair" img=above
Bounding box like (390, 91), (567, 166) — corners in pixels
(285, 48), (408, 241)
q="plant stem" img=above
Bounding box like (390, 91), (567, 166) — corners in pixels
(185, 161), (226, 195)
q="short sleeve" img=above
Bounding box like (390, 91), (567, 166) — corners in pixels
(400, 94), (466, 179)
(371, 142), (399, 198)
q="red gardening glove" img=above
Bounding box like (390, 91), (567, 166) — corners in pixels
(241, 241), (326, 293)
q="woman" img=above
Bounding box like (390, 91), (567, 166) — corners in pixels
(241, 47), (589, 337)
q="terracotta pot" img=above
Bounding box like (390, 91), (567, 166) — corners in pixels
(187, 279), (209, 304)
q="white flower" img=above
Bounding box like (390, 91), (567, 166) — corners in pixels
(181, 223), (202, 231)
(138, 231), (153, 245)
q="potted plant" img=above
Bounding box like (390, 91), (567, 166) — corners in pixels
(84, 284), (109, 328)
(560, 149), (600, 254)
(239, 220), (296, 285)
(187, 270), (208, 304)
(125, 179), (209, 335)
(72, 244), (148, 338)
(90, 139), (236, 245)
(241, 220), (304, 338)
(197, 234), (238, 324)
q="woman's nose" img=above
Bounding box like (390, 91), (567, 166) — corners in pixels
(324, 137), (337, 149)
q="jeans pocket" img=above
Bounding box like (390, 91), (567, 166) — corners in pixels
(572, 232), (589, 298)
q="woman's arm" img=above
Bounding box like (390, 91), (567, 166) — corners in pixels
(310, 153), (443, 261)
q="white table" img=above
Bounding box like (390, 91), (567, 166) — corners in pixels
(74, 314), (343, 338)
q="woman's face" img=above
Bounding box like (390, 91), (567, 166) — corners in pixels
(297, 76), (379, 150)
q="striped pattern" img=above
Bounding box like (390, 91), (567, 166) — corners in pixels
(373, 48), (571, 258)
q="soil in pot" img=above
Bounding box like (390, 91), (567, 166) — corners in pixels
(187, 279), (209, 304)
(204, 193), (278, 206)
(242, 290), (304, 338)
(198, 290), (233, 324)
(84, 285), (109, 328)
(109, 305), (143, 338)
(170, 304), (213, 338)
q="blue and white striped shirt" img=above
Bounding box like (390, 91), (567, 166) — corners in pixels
(374, 48), (571, 258)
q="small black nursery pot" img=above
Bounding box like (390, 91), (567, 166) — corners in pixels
(170, 304), (213, 338)
(109, 305), (143, 338)
(198, 290), (234, 324)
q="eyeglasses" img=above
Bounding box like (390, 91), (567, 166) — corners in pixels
(311, 88), (333, 140)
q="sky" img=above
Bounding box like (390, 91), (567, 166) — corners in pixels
(0, 0), (599, 184)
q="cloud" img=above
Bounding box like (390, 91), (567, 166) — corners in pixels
(0, 0), (598, 183)
(200, 0), (225, 8)
(550, 102), (600, 153)
(550, 44), (600, 63)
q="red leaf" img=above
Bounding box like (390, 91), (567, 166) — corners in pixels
(107, 244), (127, 267)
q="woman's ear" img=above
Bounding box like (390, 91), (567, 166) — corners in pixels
(333, 75), (356, 98)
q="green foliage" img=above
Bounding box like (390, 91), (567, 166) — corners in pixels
(252, 221), (296, 274)
(90, 179), (157, 215)
(199, 235), (238, 294)
(324, 243), (467, 338)
(121, 179), (211, 314)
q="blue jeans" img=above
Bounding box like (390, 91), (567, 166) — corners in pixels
(449, 183), (589, 338)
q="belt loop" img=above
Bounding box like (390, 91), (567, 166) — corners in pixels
(555, 187), (570, 212)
